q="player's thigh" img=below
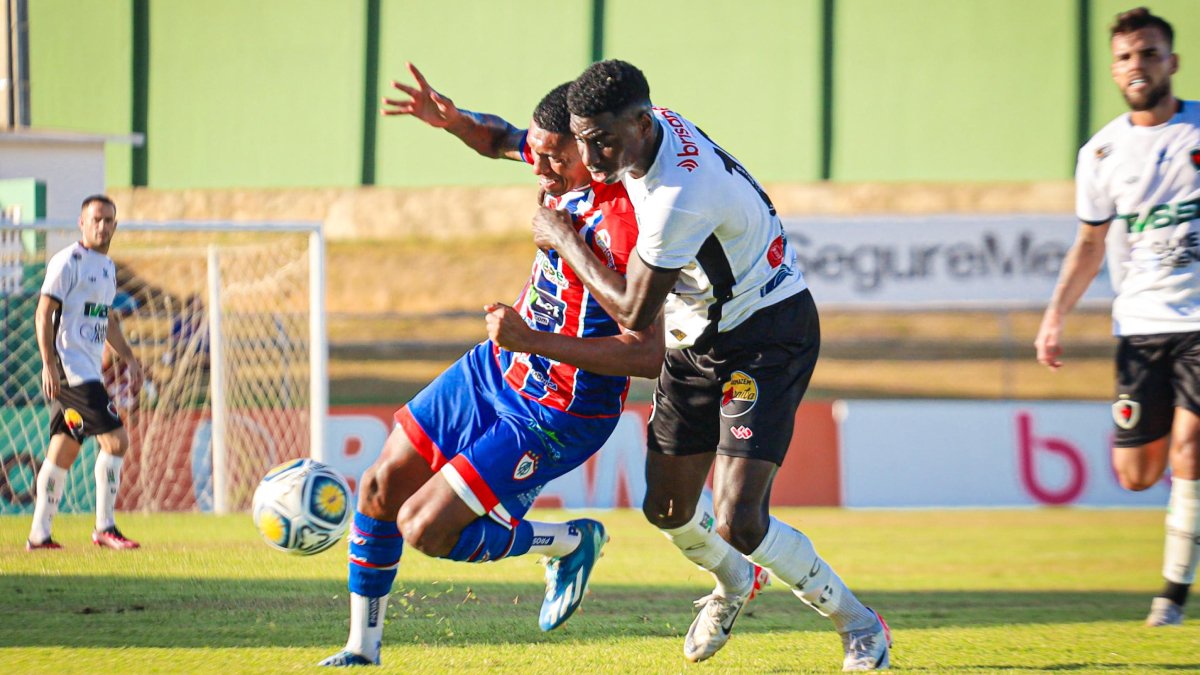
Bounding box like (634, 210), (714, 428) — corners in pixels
(358, 426), (436, 517)
(644, 349), (720, 523)
(1112, 334), (1174, 450)
(1169, 333), (1200, 479)
(94, 425), (130, 456)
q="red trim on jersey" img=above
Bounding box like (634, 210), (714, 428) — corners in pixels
(394, 406), (448, 471)
(490, 345), (622, 419)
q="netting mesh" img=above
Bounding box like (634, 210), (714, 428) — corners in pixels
(0, 225), (314, 514)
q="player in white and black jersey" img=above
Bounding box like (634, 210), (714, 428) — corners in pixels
(26, 195), (144, 552)
(531, 60), (890, 670)
(1036, 7), (1200, 627)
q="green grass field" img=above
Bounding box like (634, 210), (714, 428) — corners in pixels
(1, 509), (1195, 673)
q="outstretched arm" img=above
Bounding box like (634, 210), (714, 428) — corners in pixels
(531, 207), (678, 331)
(485, 302), (665, 379)
(381, 62), (526, 161)
(1034, 220), (1110, 370)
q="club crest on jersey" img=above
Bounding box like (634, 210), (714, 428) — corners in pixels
(1112, 397), (1141, 430)
(1192, 147), (1200, 171)
(720, 371), (758, 417)
(513, 451), (538, 480)
(767, 235), (785, 268)
(1095, 144), (1112, 161)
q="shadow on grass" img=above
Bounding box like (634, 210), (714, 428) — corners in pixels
(0, 574), (1178, 650)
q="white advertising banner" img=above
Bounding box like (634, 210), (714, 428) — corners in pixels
(784, 215), (1114, 309)
(838, 400), (1170, 508)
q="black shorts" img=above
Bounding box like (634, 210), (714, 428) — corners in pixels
(647, 289), (819, 466)
(1113, 331), (1200, 447)
(49, 380), (123, 442)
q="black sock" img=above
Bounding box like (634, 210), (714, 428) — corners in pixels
(1159, 581), (1190, 607)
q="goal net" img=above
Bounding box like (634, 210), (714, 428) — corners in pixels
(0, 220), (327, 514)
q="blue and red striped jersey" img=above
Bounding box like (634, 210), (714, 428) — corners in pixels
(493, 151), (639, 416)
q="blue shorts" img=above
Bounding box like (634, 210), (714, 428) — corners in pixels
(395, 342), (620, 527)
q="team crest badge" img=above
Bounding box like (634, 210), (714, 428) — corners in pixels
(720, 371), (758, 418)
(1095, 144), (1112, 161)
(1112, 397), (1141, 430)
(513, 451), (538, 480)
(1191, 147), (1200, 171)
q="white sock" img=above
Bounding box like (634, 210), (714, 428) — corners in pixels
(1163, 477), (1200, 585)
(748, 516), (876, 633)
(30, 461), (68, 543)
(662, 492), (753, 598)
(95, 452), (124, 531)
(345, 592), (388, 663)
(527, 520), (582, 557)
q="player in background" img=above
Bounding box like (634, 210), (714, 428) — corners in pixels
(26, 195), (144, 551)
(1035, 7), (1200, 627)
(528, 60), (890, 670)
(319, 75), (666, 667)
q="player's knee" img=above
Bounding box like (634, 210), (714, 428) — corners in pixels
(716, 506), (767, 554)
(642, 493), (694, 530)
(1118, 471), (1158, 491)
(396, 502), (455, 557)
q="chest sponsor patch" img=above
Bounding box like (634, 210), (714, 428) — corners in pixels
(528, 288), (567, 330)
(720, 371), (758, 417)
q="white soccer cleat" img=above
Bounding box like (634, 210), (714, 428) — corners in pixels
(683, 591), (749, 662)
(841, 608), (891, 671)
(1145, 597), (1184, 627)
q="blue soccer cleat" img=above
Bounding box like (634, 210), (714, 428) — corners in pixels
(318, 650), (378, 667)
(538, 518), (607, 631)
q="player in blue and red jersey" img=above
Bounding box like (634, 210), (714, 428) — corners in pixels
(319, 69), (665, 667)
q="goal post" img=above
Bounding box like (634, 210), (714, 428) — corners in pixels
(0, 219), (327, 514)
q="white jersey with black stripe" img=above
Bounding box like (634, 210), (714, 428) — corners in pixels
(1076, 100), (1200, 336)
(40, 242), (117, 385)
(622, 107), (807, 349)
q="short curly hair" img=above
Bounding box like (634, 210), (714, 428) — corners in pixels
(567, 60), (651, 118)
(532, 82), (572, 134)
(1111, 7), (1173, 49)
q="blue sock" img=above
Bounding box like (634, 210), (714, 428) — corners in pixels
(347, 511), (404, 597)
(445, 519), (533, 563)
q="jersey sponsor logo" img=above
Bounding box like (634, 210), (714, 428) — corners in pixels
(537, 252), (570, 289)
(1151, 231), (1200, 268)
(720, 371), (758, 417)
(83, 302), (110, 318)
(730, 425), (753, 440)
(656, 107), (701, 166)
(64, 407), (85, 440)
(513, 451), (538, 480)
(1117, 197), (1200, 233)
(528, 287), (568, 329)
(528, 368), (559, 391)
(1095, 144), (1112, 161)
(1112, 396), (1141, 430)
(593, 229), (617, 269)
(79, 321), (107, 345)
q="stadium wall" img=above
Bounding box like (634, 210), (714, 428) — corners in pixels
(25, 0), (1200, 190)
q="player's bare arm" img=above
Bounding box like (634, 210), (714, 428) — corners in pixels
(1035, 220), (1111, 369)
(382, 62), (525, 161)
(485, 302), (664, 378)
(105, 313), (144, 392)
(532, 206), (677, 331)
(35, 294), (61, 401)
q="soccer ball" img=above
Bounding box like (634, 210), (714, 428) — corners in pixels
(252, 458), (351, 556)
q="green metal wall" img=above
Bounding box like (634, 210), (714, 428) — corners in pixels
(24, 1), (1200, 188)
